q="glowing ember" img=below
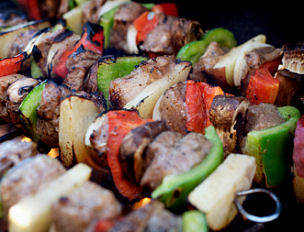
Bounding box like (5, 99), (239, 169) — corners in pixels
(21, 136), (32, 143)
(48, 148), (59, 158)
(133, 197), (152, 209)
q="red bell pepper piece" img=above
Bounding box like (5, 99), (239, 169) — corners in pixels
(152, 3), (178, 17)
(186, 81), (206, 133)
(133, 11), (159, 44)
(186, 81), (224, 133)
(53, 23), (104, 78)
(293, 115), (304, 177)
(16, 0), (41, 20)
(203, 84), (225, 127)
(107, 110), (152, 200)
(260, 58), (281, 75)
(246, 68), (279, 105)
(0, 53), (26, 77)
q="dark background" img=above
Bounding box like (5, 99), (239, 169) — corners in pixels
(1, 0), (303, 231)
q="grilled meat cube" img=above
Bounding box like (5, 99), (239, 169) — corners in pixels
(157, 81), (187, 134)
(0, 155), (65, 217)
(0, 136), (38, 178)
(190, 42), (227, 83)
(110, 2), (147, 52)
(110, 200), (181, 232)
(245, 103), (285, 134)
(141, 131), (212, 190)
(209, 95), (249, 155)
(119, 121), (168, 182)
(109, 55), (177, 109)
(51, 181), (121, 232)
(84, 60), (99, 93)
(64, 47), (101, 91)
(140, 13), (203, 55)
(7, 29), (37, 57)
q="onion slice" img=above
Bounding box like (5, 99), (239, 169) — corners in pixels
(127, 25), (139, 54)
(233, 42), (273, 87)
(98, 0), (130, 18)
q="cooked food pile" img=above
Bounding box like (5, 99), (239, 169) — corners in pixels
(0, 0), (303, 231)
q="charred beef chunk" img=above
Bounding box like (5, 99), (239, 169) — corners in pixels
(0, 136), (38, 178)
(51, 181), (121, 232)
(110, 200), (182, 232)
(140, 13), (203, 55)
(158, 81), (187, 134)
(0, 155), (65, 217)
(190, 42), (227, 83)
(110, 2), (148, 52)
(64, 47), (101, 91)
(0, 10), (27, 28)
(245, 103), (285, 134)
(119, 121), (168, 182)
(109, 55), (176, 109)
(209, 95), (249, 155)
(0, 74), (24, 123)
(141, 131), (212, 190)
(83, 60), (99, 93)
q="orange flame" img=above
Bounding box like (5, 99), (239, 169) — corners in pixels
(48, 148), (59, 158)
(133, 197), (152, 209)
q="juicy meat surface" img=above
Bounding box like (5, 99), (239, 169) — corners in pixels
(0, 155), (65, 216)
(119, 121), (168, 182)
(110, 2), (147, 51)
(110, 200), (181, 232)
(51, 181), (121, 232)
(245, 103), (285, 134)
(64, 48), (101, 91)
(141, 131), (212, 189)
(8, 29), (37, 57)
(158, 81), (187, 134)
(84, 60), (99, 93)
(140, 14), (203, 55)
(0, 136), (38, 178)
(109, 55), (176, 109)
(190, 42), (227, 82)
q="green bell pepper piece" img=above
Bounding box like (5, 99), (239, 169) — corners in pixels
(142, 3), (155, 10)
(19, 81), (46, 140)
(30, 57), (43, 79)
(152, 126), (224, 210)
(97, 56), (147, 107)
(243, 106), (300, 187)
(182, 210), (208, 232)
(176, 28), (237, 65)
(100, 6), (119, 49)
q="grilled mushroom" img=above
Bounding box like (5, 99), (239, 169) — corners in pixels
(209, 95), (249, 155)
